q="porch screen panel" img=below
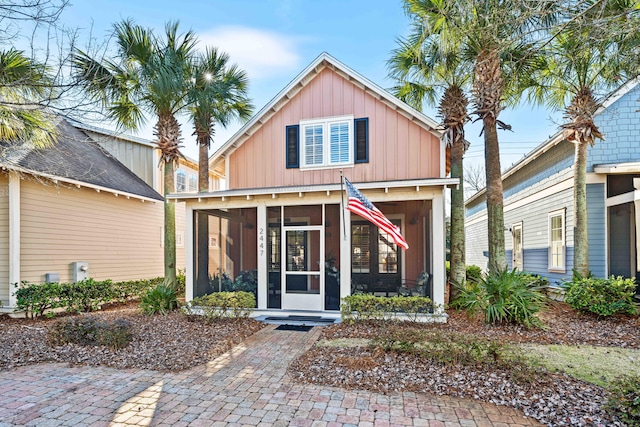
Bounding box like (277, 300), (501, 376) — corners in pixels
(352, 224), (370, 273)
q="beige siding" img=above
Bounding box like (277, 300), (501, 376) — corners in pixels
(0, 174), (8, 304)
(86, 130), (156, 188)
(19, 179), (186, 283)
(228, 67), (442, 189)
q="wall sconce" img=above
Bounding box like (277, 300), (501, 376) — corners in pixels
(409, 217), (418, 225)
(244, 223), (254, 230)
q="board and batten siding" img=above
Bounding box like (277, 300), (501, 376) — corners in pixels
(228, 67), (441, 190)
(586, 183), (606, 277)
(0, 175), (8, 305)
(86, 130), (156, 189)
(19, 179), (185, 283)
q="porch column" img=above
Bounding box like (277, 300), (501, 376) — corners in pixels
(8, 172), (20, 308)
(185, 205), (194, 302)
(432, 191), (446, 311)
(339, 205), (351, 300)
(257, 203), (267, 309)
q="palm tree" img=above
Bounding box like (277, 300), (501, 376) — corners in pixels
(186, 47), (252, 295)
(187, 47), (252, 192)
(0, 49), (57, 147)
(525, 1), (640, 277)
(73, 20), (198, 288)
(401, 0), (558, 272)
(388, 30), (470, 296)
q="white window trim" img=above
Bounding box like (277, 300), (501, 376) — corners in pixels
(299, 115), (354, 170)
(548, 209), (566, 272)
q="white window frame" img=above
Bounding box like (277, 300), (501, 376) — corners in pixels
(299, 115), (354, 169)
(176, 169), (187, 192)
(548, 209), (566, 272)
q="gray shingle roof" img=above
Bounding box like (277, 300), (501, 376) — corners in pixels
(0, 118), (163, 201)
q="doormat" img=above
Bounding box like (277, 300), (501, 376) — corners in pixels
(275, 325), (313, 332)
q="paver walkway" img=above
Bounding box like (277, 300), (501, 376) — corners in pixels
(0, 325), (542, 426)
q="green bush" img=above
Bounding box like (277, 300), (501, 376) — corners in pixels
(341, 294), (434, 323)
(465, 265), (483, 284)
(607, 375), (640, 425)
(139, 285), (178, 315)
(14, 281), (63, 318)
(112, 277), (162, 303)
(61, 278), (115, 313)
(565, 276), (637, 317)
(451, 268), (547, 328)
(14, 277), (171, 317)
(182, 291), (255, 319)
(47, 316), (133, 350)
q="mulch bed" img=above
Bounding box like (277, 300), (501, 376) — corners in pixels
(288, 302), (640, 427)
(0, 302), (265, 371)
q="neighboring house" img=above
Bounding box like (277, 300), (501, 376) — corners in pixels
(0, 115), (224, 311)
(465, 80), (640, 293)
(169, 52), (457, 314)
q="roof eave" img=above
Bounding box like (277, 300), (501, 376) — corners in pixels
(1, 164), (163, 203)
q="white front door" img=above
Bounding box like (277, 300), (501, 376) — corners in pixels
(282, 226), (324, 310)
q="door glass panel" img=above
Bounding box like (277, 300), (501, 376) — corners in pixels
(352, 224), (371, 273)
(378, 229), (398, 273)
(285, 229), (321, 294)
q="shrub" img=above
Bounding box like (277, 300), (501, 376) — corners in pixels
(182, 291), (255, 319)
(451, 268), (547, 327)
(61, 278), (115, 313)
(607, 375), (640, 425)
(565, 276), (638, 317)
(139, 285), (178, 315)
(465, 265), (483, 284)
(47, 316), (133, 350)
(14, 281), (63, 318)
(341, 294), (434, 323)
(112, 277), (162, 303)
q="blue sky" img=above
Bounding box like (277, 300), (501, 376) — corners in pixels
(55, 0), (561, 168)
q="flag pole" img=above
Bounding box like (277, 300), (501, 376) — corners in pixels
(340, 169), (346, 241)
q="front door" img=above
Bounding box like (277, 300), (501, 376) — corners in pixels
(281, 225), (324, 310)
(351, 221), (401, 293)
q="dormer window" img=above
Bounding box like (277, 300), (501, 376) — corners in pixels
(286, 116), (368, 169)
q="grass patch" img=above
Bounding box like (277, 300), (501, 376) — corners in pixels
(520, 344), (640, 388)
(316, 338), (371, 348)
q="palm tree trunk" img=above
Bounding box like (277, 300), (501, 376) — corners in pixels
(484, 121), (506, 272)
(196, 134), (210, 296)
(449, 138), (466, 298)
(198, 140), (209, 192)
(164, 160), (177, 289)
(574, 141), (589, 276)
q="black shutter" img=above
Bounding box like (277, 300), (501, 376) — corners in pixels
(286, 125), (299, 168)
(354, 118), (369, 163)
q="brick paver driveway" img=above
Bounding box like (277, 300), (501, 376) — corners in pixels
(0, 325), (541, 426)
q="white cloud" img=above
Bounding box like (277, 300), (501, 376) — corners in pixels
(199, 26), (301, 80)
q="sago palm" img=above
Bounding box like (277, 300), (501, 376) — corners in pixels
(388, 29), (471, 296)
(0, 49), (57, 148)
(73, 20), (198, 288)
(525, 1), (640, 277)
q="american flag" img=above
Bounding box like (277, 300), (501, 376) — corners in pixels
(344, 178), (409, 250)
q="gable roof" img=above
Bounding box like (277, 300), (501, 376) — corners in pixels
(0, 118), (163, 202)
(465, 79), (640, 206)
(210, 52), (442, 168)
